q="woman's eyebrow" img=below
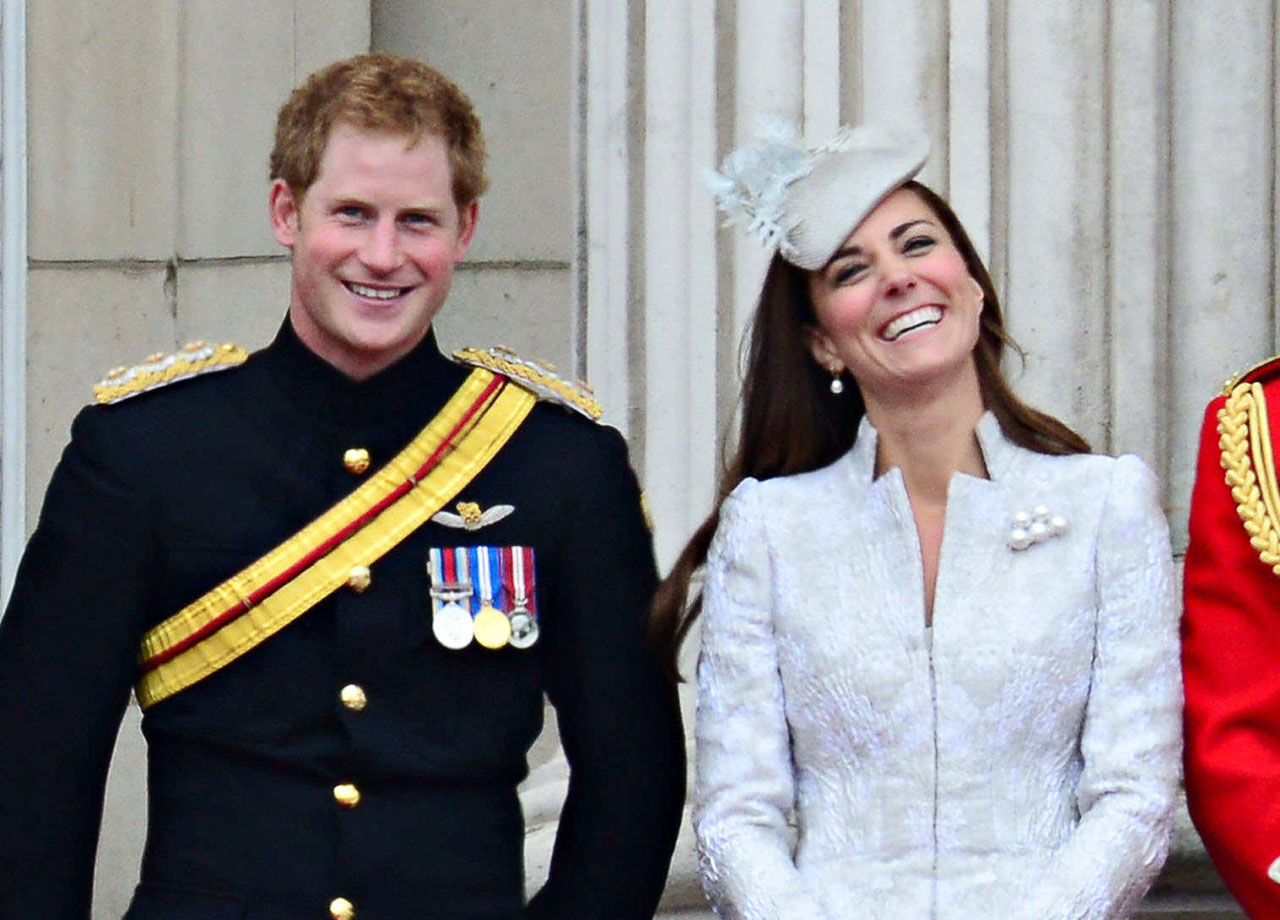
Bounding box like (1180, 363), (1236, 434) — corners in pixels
(830, 218), (940, 264)
(889, 219), (935, 241)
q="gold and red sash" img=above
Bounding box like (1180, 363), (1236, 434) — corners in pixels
(136, 368), (536, 709)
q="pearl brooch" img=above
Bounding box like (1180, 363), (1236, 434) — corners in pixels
(1008, 504), (1068, 551)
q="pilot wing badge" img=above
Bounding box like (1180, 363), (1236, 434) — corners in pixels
(432, 501), (516, 531)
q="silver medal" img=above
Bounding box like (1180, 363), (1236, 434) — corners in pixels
(433, 601), (474, 650)
(508, 609), (539, 649)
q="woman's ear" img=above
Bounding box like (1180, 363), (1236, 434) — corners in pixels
(968, 276), (985, 311)
(803, 325), (843, 375)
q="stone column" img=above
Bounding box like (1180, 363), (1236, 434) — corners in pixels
(1002, 0), (1110, 447)
(730, 0), (802, 344)
(0, 0), (27, 601)
(642, 0), (720, 569)
(1107, 0), (1171, 473)
(581, 0), (639, 437)
(1168, 1), (1276, 548)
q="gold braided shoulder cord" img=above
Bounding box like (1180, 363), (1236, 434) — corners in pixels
(1218, 381), (1280, 576)
(93, 343), (248, 405)
(453, 347), (603, 420)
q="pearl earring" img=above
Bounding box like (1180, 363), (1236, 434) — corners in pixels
(829, 374), (844, 395)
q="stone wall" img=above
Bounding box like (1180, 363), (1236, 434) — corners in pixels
(26, 0), (369, 528)
(372, 0), (578, 370)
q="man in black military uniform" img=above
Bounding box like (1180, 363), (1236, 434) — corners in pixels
(0, 53), (685, 920)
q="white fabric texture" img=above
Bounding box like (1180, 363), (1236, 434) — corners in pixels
(694, 413), (1181, 920)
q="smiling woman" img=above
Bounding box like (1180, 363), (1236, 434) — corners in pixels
(804, 187), (985, 410)
(649, 123), (1182, 920)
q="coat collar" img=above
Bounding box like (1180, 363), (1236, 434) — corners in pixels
(258, 319), (468, 430)
(844, 410), (1021, 491)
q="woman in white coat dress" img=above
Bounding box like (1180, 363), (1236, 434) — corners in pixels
(648, 124), (1181, 920)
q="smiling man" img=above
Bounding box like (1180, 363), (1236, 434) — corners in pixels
(0, 54), (684, 920)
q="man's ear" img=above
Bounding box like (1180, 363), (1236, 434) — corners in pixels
(803, 324), (843, 375)
(453, 200), (479, 263)
(269, 179), (300, 248)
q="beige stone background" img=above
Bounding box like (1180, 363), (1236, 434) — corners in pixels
(3, 0), (1275, 917)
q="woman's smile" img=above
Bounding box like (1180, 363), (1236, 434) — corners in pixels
(880, 305), (943, 342)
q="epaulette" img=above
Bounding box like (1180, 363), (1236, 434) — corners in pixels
(92, 341), (249, 405)
(1217, 353), (1280, 576)
(453, 345), (603, 421)
(1222, 353), (1280, 396)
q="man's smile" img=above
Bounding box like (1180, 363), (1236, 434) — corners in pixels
(343, 280), (413, 301)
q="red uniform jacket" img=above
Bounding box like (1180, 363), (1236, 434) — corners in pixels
(1185, 359), (1280, 919)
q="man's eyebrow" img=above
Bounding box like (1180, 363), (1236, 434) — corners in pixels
(401, 204), (449, 213)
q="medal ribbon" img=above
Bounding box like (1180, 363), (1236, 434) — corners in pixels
(473, 545), (500, 612)
(511, 546), (536, 614)
(426, 548), (443, 616)
(428, 547), (472, 614)
(499, 547), (514, 611)
(502, 545), (540, 649)
(454, 548), (473, 615)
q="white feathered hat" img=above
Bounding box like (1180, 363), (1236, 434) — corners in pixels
(706, 121), (930, 271)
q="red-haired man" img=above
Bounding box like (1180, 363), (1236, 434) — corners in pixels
(0, 53), (684, 920)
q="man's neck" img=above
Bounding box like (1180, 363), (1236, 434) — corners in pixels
(287, 312), (430, 382)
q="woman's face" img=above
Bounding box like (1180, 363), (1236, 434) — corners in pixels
(805, 186), (983, 403)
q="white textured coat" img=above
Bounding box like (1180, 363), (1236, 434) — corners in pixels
(694, 414), (1181, 920)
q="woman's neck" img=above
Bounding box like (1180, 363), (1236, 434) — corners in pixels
(863, 365), (988, 505)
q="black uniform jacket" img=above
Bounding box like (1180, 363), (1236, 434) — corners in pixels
(0, 322), (686, 920)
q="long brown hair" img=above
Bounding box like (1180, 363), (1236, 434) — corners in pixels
(648, 180), (1090, 679)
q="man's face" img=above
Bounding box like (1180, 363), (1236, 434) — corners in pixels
(269, 124), (478, 380)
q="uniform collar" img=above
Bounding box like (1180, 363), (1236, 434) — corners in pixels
(261, 319), (467, 429)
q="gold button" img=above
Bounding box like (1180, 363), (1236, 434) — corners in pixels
(343, 448), (371, 474)
(340, 684), (367, 711)
(333, 783), (361, 808)
(346, 565), (371, 593)
(329, 897), (355, 920)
